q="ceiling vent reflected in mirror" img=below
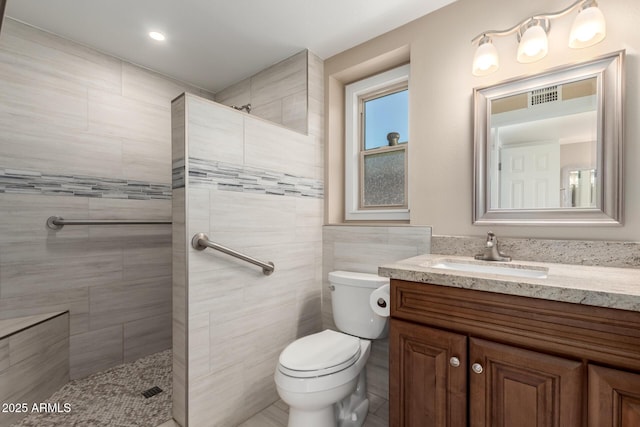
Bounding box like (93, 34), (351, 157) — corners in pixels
(530, 85), (559, 106)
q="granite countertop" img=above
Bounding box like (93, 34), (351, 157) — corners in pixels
(379, 254), (640, 313)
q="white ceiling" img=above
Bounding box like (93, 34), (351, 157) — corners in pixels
(497, 111), (597, 146)
(5, 0), (457, 93)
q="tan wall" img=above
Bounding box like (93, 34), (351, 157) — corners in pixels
(325, 0), (640, 240)
(561, 141), (596, 170)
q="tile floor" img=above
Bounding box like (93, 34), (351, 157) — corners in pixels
(157, 393), (388, 427)
(235, 394), (389, 427)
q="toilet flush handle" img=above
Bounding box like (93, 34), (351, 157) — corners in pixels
(377, 298), (387, 308)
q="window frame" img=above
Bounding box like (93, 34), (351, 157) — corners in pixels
(345, 64), (410, 221)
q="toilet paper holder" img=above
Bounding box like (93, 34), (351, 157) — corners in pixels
(369, 283), (391, 318)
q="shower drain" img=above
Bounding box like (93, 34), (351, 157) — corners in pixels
(142, 386), (163, 399)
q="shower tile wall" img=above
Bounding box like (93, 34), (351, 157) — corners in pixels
(0, 18), (214, 379)
(215, 50), (319, 135)
(322, 225), (431, 400)
(172, 94), (324, 427)
(0, 312), (69, 427)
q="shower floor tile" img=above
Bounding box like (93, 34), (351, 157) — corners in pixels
(12, 349), (172, 427)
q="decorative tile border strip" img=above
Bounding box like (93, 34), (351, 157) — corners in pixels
(172, 158), (185, 190)
(0, 167), (172, 200)
(187, 157), (324, 198)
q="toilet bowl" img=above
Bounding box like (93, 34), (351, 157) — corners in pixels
(274, 271), (390, 427)
(275, 330), (371, 427)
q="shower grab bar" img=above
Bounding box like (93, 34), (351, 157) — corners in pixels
(47, 216), (172, 230)
(191, 232), (274, 276)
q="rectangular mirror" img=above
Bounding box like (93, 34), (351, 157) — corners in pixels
(473, 51), (624, 225)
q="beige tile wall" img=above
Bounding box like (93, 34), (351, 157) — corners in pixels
(172, 94), (324, 427)
(0, 18), (214, 380)
(307, 51), (325, 142)
(215, 50), (318, 135)
(0, 17), (325, 421)
(322, 225), (431, 400)
(0, 312), (69, 427)
(171, 96), (189, 426)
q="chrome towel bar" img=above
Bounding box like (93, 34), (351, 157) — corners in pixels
(191, 232), (274, 276)
(47, 216), (172, 230)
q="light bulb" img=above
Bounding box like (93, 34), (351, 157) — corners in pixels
(569, 6), (606, 48)
(517, 24), (548, 63)
(472, 37), (499, 76)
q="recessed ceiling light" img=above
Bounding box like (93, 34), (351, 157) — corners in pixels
(149, 31), (166, 41)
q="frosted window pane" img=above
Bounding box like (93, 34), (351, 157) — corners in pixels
(364, 90), (408, 150)
(363, 150), (405, 207)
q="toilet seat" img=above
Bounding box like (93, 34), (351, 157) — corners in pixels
(278, 330), (361, 378)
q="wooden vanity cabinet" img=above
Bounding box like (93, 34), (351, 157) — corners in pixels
(468, 337), (583, 427)
(389, 279), (640, 427)
(589, 365), (640, 427)
(390, 319), (467, 427)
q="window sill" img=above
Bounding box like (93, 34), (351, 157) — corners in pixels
(345, 208), (409, 221)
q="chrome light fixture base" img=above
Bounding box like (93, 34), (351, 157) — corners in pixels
(471, 0), (607, 76)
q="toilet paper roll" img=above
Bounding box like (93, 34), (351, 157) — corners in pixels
(370, 284), (390, 317)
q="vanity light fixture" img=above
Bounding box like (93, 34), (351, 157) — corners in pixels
(148, 31), (166, 41)
(472, 36), (499, 76)
(471, 0), (606, 76)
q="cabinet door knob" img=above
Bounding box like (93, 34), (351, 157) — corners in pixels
(472, 363), (484, 374)
(449, 357), (461, 368)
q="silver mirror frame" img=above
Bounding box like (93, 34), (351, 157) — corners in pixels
(473, 50), (624, 226)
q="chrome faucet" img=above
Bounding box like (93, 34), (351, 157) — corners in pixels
(474, 231), (511, 262)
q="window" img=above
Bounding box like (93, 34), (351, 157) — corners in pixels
(345, 64), (410, 221)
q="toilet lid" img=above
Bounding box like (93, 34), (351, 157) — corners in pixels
(278, 330), (361, 378)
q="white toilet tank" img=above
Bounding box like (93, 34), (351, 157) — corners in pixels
(328, 271), (389, 339)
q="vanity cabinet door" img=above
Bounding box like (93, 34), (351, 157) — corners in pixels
(589, 365), (640, 427)
(469, 338), (583, 427)
(390, 318), (467, 427)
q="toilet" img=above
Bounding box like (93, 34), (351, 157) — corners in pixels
(274, 271), (390, 427)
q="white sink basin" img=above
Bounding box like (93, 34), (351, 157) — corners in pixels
(429, 259), (548, 279)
